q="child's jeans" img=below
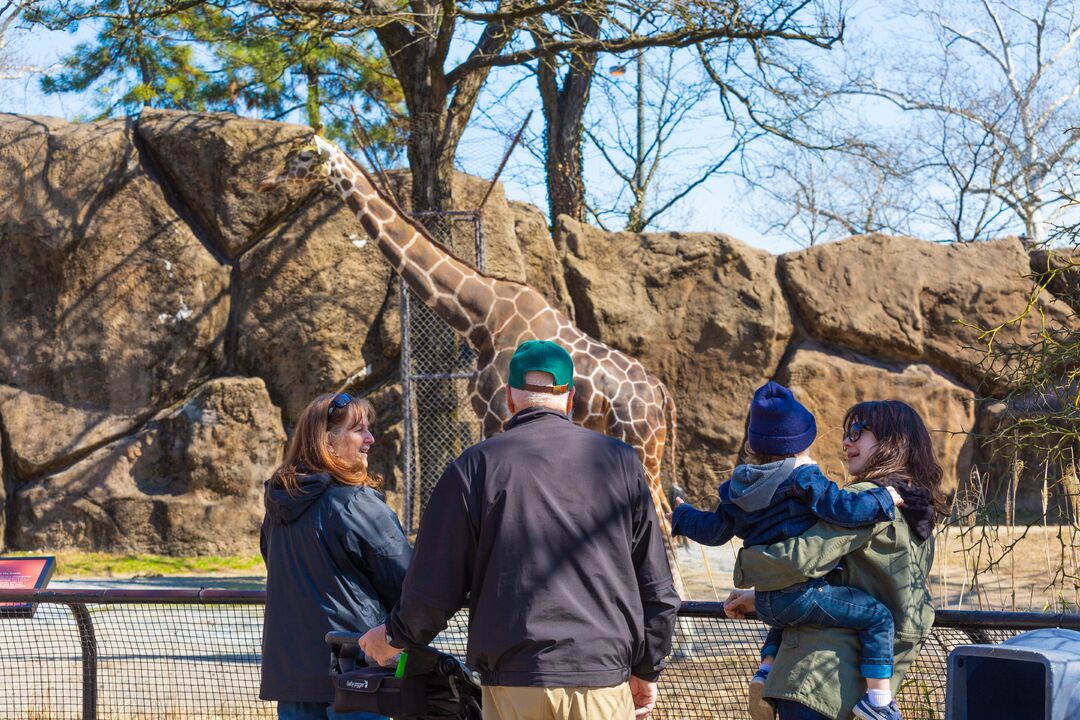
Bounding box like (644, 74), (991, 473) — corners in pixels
(756, 577), (894, 679)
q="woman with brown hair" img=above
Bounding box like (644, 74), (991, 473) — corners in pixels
(260, 392), (411, 720)
(725, 400), (948, 720)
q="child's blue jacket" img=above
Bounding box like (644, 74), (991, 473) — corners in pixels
(670, 459), (895, 548)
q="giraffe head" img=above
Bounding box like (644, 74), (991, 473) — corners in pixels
(256, 135), (337, 192)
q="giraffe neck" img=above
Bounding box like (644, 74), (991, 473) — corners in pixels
(323, 145), (495, 340)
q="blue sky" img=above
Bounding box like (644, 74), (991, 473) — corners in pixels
(0, 7), (858, 255)
(3, 1), (1065, 254)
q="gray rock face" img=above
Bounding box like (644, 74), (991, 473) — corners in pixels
(235, 190), (399, 420)
(1, 110), (1071, 553)
(137, 109), (317, 259)
(776, 342), (977, 494)
(511, 202), (574, 318)
(1030, 247), (1079, 312)
(14, 377), (284, 554)
(779, 234), (1070, 391)
(0, 448), (5, 550)
(0, 115), (230, 478)
(558, 217), (793, 500)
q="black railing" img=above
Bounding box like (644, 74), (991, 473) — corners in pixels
(2, 590), (1079, 719)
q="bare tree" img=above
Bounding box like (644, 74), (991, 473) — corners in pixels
(748, 143), (922, 246)
(849, 0), (1080, 243)
(525, 0), (844, 229)
(582, 46), (739, 232)
(0, 1), (47, 82)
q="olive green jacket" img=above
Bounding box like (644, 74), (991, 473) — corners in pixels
(733, 482), (935, 720)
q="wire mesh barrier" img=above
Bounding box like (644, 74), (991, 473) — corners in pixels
(400, 210), (486, 534)
(3, 590), (1079, 719)
(0, 589), (266, 719)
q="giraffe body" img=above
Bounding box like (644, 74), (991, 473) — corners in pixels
(259, 136), (683, 593)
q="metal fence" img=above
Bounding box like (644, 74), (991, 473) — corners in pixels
(400, 210), (486, 534)
(3, 589), (1080, 719)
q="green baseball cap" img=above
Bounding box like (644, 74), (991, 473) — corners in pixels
(508, 340), (574, 393)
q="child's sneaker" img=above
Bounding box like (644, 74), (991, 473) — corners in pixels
(748, 668), (774, 720)
(852, 694), (903, 720)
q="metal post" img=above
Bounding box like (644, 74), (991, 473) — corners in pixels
(69, 603), (97, 720)
(400, 277), (415, 533)
(474, 210), (485, 273)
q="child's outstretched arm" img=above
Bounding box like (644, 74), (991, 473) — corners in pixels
(670, 497), (736, 546)
(796, 468), (898, 527)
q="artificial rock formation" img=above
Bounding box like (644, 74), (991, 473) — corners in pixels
(14, 378), (284, 554)
(558, 217), (793, 495)
(235, 190), (400, 420)
(0, 109), (1076, 553)
(777, 343), (977, 494)
(137, 109), (319, 259)
(780, 234), (1068, 392)
(0, 115), (230, 479)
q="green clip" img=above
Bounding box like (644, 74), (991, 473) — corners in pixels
(394, 651), (409, 678)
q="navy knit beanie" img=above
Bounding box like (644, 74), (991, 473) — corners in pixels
(746, 381), (817, 456)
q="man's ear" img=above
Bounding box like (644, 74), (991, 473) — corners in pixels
(506, 385), (516, 414)
(566, 387), (575, 415)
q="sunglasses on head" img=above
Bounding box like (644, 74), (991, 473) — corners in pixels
(844, 420), (871, 444)
(328, 393), (353, 419)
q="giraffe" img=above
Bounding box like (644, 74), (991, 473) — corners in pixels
(257, 135), (685, 594)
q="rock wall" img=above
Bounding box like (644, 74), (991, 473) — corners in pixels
(0, 110), (1075, 554)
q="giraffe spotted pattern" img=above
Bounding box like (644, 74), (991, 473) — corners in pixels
(259, 136), (684, 594)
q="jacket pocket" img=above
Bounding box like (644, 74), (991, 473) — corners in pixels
(782, 627), (800, 649)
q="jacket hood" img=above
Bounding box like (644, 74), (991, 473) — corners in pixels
(893, 483), (936, 541)
(727, 458), (799, 512)
(264, 471), (332, 524)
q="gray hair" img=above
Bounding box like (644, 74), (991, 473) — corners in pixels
(509, 370), (571, 411)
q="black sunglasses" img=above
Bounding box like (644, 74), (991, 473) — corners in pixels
(844, 420), (871, 444)
(328, 393), (353, 419)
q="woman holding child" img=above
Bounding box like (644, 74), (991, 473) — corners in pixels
(675, 385), (945, 720)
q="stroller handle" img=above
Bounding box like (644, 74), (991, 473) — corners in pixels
(326, 630), (364, 648)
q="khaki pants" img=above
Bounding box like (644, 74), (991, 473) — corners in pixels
(481, 683), (635, 720)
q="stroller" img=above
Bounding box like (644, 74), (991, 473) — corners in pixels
(325, 631), (482, 720)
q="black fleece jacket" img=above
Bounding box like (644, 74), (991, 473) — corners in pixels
(260, 472), (412, 702)
(386, 406), (680, 687)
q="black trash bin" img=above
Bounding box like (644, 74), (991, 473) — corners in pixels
(947, 627), (1080, 720)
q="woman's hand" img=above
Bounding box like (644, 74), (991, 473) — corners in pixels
(724, 589), (755, 619)
(665, 496), (685, 523)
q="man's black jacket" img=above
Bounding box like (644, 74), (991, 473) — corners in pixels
(387, 406), (680, 687)
(260, 472), (412, 702)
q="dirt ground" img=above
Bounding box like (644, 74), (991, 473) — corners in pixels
(677, 524), (1080, 611)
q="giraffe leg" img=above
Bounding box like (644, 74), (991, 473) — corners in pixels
(640, 436), (687, 600)
(642, 423), (697, 660)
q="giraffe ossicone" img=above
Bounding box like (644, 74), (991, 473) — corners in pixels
(258, 135), (686, 596)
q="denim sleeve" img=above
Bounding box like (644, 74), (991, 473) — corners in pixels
(670, 502), (736, 546)
(796, 470), (895, 527)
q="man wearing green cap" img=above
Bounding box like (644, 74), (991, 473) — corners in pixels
(360, 340), (679, 720)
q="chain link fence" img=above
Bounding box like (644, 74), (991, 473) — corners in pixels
(3, 590), (1078, 719)
(400, 210), (485, 534)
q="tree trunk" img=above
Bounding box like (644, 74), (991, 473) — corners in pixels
(536, 15), (601, 228)
(304, 64), (322, 133)
(406, 102), (456, 213)
(544, 106), (589, 225)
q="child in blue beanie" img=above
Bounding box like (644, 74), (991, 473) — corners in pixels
(670, 381), (905, 720)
